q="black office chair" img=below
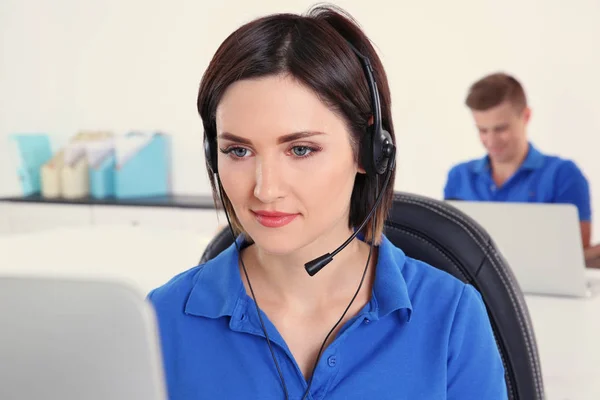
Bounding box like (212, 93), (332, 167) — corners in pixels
(200, 192), (545, 400)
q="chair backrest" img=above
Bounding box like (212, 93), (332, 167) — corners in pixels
(200, 192), (545, 400)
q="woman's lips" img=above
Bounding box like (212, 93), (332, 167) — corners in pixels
(252, 210), (299, 228)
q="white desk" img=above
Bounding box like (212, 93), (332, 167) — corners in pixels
(0, 226), (212, 295)
(0, 227), (598, 399)
(525, 284), (600, 400)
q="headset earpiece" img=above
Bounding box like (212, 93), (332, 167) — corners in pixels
(361, 123), (394, 176)
(372, 128), (393, 175)
(204, 131), (218, 174)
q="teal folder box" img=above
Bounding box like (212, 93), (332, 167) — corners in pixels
(89, 152), (116, 198)
(9, 134), (53, 196)
(114, 133), (170, 199)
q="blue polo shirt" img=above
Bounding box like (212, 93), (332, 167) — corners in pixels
(148, 234), (507, 399)
(444, 143), (591, 221)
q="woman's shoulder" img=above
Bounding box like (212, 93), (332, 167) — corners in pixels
(375, 235), (488, 328)
(403, 255), (467, 296)
(147, 264), (206, 310)
(148, 242), (240, 315)
(379, 241), (506, 396)
(380, 236), (469, 300)
(402, 254), (486, 317)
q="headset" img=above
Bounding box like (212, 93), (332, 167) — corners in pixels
(204, 40), (396, 400)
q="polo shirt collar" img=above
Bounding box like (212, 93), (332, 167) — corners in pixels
(184, 234), (413, 322)
(471, 142), (543, 174)
(184, 235), (246, 318)
(520, 143), (544, 170)
(472, 155), (490, 174)
(370, 234), (413, 321)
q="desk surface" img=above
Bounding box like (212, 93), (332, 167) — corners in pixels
(525, 289), (600, 400)
(0, 226), (210, 294)
(0, 227), (598, 399)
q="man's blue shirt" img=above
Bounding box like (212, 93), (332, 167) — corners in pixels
(444, 143), (591, 221)
(148, 235), (507, 399)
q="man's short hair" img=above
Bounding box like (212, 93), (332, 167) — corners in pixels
(465, 72), (527, 112)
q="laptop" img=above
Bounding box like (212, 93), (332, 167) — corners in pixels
(446, 201), (600, 298)
(0, 276), (167, 400)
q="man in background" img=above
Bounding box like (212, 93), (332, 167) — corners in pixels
(443, 72), (600, 267)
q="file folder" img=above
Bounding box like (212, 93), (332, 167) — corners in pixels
(86, 135), (116, 199)
(114, 132), (170, 199)
(61, 154), (89, 199)
(8, 134), (53, 196)
(41, 150), (65, 198)
(89, 152), (116, 198)
(40, 131), (113, 199)
(61, 134), (89, 199)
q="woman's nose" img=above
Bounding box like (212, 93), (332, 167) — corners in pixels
(253, 157), (285, 203)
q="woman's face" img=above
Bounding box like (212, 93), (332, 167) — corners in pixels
(215, 74), (362, 255)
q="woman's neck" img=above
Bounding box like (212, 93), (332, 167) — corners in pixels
(239, 229), (375, 314)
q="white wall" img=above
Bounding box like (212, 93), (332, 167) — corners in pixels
(1, 0), (599, 239)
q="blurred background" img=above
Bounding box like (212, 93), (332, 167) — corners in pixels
(1, 0), (598, 239)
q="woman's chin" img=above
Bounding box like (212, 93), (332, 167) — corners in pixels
(242, 224), (305, 255)
(249, 234), (301, 255)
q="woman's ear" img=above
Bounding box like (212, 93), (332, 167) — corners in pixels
(357, 114), (374, 174)
(357, 153), (367, 174)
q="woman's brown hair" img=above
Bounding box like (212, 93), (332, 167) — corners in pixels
(197, 5), (396, 244)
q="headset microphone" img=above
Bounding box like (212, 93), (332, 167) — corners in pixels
(304, 145), (395, 276)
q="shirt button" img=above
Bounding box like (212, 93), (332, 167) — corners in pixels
(327, 356), (337, 367)
(364, 318), (371, 324)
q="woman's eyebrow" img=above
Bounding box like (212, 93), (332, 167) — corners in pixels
(218, 132), (252, 145)
(218, 131), (326, 145)
(276, 131), (325, 144)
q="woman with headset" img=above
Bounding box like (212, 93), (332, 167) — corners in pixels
(149, 5), (507, 399)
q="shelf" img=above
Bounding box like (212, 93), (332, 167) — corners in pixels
(0, 193), (220, 210)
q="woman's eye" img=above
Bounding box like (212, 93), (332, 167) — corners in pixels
(232, 148), (248, 158)
(292, 146), (311, 157)
(219, 146), (252, 160)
